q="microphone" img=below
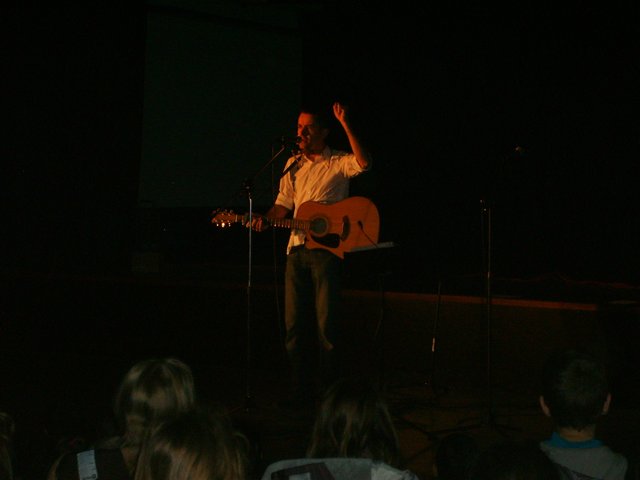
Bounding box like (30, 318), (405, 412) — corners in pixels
(275, 135), (301, 145)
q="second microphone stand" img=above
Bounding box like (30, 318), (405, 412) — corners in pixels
(454, 199), (519, 435)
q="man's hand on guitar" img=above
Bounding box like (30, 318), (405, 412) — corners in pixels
(249, 204), (290, 232)
(247, 216), (269, 232)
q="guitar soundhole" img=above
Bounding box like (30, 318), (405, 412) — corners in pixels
(309, 215), (339, 249)
(309, 217), (328, 236)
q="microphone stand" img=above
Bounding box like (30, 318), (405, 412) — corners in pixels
(448, 199), (519, 435)
(243, 180), (255, 411)
(237, 141), (299, 412)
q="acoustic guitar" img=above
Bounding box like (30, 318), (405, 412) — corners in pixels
(211, 196), (380, 259)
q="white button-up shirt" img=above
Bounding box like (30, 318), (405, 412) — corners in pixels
(275, 146), (368, 254)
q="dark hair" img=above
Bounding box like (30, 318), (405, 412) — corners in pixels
(299, 103), (332, 129)
(470, 439), (561, 480)
(306, 376), (401, 467)
(541, 349), (609, 430)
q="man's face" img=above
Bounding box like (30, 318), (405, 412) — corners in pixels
(297, 112), (328, 153)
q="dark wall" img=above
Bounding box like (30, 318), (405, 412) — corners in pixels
(10, 4), (146, 274)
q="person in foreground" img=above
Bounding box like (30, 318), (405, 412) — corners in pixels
(251, 100), (372, 409)
(47, 357), (197, 480)
(538, 348), (629, 479)
(134, 407), (249, 480)
(261, 376), (420, 480)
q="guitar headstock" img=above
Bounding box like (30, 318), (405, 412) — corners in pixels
(211, 210), (244, 228)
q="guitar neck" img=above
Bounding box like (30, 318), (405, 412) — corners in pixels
(264, 215), (309, 231)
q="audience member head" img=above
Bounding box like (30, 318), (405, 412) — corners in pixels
(306, 376), (401, 467)
(0, 411), (15, 480)
(434, 433), (479, 480)
(134, 406), (248, 480)
(539, 349), (610, 432)
(112, 357), (196, 448)
(470, 439), (561, 480)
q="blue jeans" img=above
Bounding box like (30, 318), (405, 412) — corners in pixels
(285, 246), (343, 399)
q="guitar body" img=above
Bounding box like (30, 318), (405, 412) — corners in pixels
(211, 196), (380, 259)
(297, 196), (379, 259)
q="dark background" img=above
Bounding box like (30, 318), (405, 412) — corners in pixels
(7, 1), (640, 292)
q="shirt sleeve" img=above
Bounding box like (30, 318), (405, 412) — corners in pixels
(339, 151), (369, 177)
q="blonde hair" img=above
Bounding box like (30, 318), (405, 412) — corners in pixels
(134, 407), (248, 480)
(112, 358), (196, 447)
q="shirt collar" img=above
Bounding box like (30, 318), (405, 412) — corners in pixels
(302, 146), (331, 163)
(546, 431), (603, 449)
